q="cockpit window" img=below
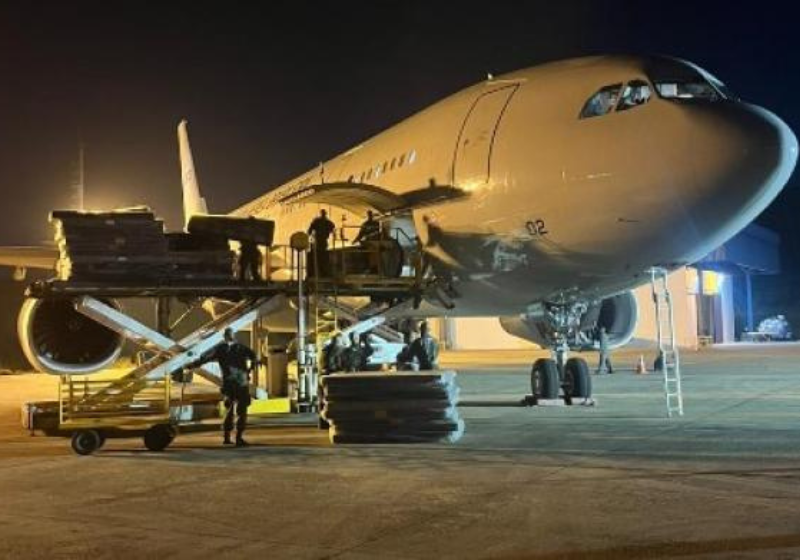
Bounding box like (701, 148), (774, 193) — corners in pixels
(654, 81), (722, 101)
(617, 80), (652, 111)
(579, 83), (622, 119)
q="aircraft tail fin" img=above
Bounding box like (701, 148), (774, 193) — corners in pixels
(178, 119), (208, 229)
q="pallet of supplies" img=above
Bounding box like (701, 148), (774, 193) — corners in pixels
(165, 233), (235, 281)
(187, 215), (275, 246)
(320, 371), (464, 444)
(50, 209), (169, 281)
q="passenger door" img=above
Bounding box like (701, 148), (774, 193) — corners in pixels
(452, 85), (518, 187)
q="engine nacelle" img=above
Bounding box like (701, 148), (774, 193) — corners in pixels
(18, 298), (124, 375)
(499, 291), (639, 350)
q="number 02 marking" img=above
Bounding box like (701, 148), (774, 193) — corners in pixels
(525, 219), (548, 236)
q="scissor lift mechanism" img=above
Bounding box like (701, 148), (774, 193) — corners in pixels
(59, 294), (287, 454)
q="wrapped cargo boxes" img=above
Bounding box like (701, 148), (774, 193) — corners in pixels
(320, 371), (464, 444)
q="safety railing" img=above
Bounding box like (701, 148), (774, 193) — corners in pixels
(59, 374), (171, 428)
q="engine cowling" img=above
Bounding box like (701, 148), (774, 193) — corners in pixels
(499, 291), (639, 350)
(18, 298), (124, 375)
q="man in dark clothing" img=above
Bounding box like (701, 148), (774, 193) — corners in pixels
(307, 209), (335, 277)
(596, 326), (614, 374)
(343, 332), (363, 372)
(186, 327), (257, 446)
(323, 333), (346, 374)
(353, 210), (380, 245)
(358, 332), (375, 370)
(238, 239), (262, 281)
(409, 321), (439, 370)
(395, 331), (416, 371)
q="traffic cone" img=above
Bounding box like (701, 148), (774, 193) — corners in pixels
(635, 354), (648, 374)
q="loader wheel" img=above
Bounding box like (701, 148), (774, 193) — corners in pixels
(144, 424), (176, 452)
(71, 430), (102, 455)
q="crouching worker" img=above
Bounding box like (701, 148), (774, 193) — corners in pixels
(185, 327), (257, 447)
(409, 321), (439, 370)
(323, 333), (346, 374)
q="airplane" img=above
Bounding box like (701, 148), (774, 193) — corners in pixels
(3, 54), (797, 398)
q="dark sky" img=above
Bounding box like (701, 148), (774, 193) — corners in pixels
(1, 1), (798, 252)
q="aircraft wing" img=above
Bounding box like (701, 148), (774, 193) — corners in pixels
(0, 246), (59, 270)
(275, 182), (468, 215)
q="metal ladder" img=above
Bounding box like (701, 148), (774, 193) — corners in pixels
(650, 267), (683, 417)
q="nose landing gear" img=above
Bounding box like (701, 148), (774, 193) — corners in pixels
(524, 301), (594, 406)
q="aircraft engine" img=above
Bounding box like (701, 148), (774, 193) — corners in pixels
(499, 291), (639, 350)
(17, 298), (124, 375)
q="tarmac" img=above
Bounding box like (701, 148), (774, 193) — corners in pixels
(1, 344), (800, 559)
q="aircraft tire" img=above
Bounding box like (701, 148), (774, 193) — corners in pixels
(531, 359), (559, 400)
(144, 424), (175, 452)
(71, 430), (102, 455)
(564, 358), (592, 399)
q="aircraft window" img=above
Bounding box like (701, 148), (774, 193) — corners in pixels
(654, 81), (721, 101)
(347, 174), (354, 183)
(375, 164), (382, 178)
(358, 172), (364, 183)
(617, 80), (652, 112)
(398, 153), (405, 167)
(382, 161), (388, 174)
(579, 84), (623, 119)
(409, 149), (417, 164)
(390, 157), (396, 170)
(365, 168), (372, 181)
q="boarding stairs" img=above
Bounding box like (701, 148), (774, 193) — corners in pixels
(59, 294), (286, 426)
(650, 267), (684, 417)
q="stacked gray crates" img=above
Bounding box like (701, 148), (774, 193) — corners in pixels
(320, 371), (464, 444)
(51, 209), (168, 281)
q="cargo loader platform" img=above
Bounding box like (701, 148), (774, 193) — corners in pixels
(26, 276), (421, 300)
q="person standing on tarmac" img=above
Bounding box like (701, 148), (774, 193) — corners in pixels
(307, 209), (335, 277)
(409, 321), (439, 370)
(596, 326), (614, 374)
(185, 327), (257, 447)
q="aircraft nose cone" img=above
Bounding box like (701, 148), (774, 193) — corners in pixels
(736, 104), (798, 199)
(683, 102), (798, 258)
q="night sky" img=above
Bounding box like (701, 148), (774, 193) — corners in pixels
(1, 2), (798, 272)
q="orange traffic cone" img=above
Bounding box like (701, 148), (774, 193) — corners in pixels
(635, 354), (648, 374)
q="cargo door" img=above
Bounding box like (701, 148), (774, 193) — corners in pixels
(452, 85), (518, 187)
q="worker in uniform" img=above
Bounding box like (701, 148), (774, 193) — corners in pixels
(307, 209), (335, 277)
(358, 331), (375, 371)
(185, 327), (257, 446)
(395, 331), (417, 371)
(343, 332), (363, 372)
(238, 238), (262, 281)
(323, 333), (347, 374)
(596, 326), (614, 374)
(353, 210), (380, 245)
(409, 321), (439, 370)
(353, 210), (382, 274)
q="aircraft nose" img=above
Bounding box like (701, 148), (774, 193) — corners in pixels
(733, 104), (798, 197)
(687, 102), (798, 247)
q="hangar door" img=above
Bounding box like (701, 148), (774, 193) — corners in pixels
(452, 85), (518, 187)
